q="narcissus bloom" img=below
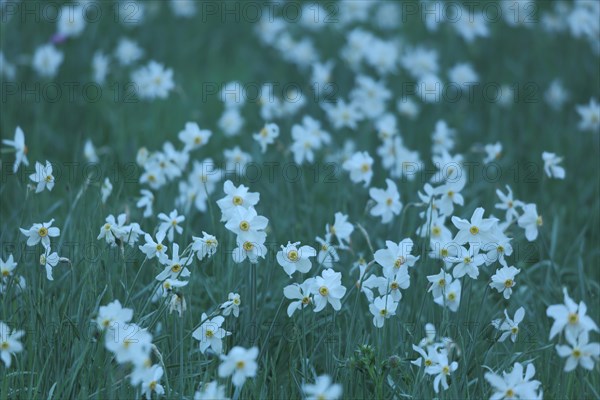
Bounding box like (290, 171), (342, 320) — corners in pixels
(547, 287), (599, 340)
(192, 313), (231, 354)
(517, 203), (542, 241)
(191, 231), (218, 260)
(0, 255), (17, 279)
(369, 295), (398, 328)
(20, 219), (60, 248)
(96, 299), (133, 331)
(490, 266), (521, 299)
(178, 122), (212, 151)
(221, 293), (241, 318)
(311, 269), (346, 312)
(283, 280), (313, 317)
(157, 209), (185, 242)
(276, 241), (316, 277)
(253, 123), (279, 153)
(194, 381), (229, 400)
(555, 329), (600, 372)
(225, 206), (269, 241)
(302, 375), (343, 400)
(326, 212), (354, 248)
(217, 180), (260, 222)
(492, 307), (525, 343)
(139, 231), (168, 263)
(2, 126), (28, 173)
(374, 239), (419, 276)
(40, 246), (60, 281)
(218, 346), (259, 387)
(451, 207), (497, 245)
(542, 152), (565, 179)
(29, 160), (55, 193)
(484, 362), (542, 400)
(231, 231), (267, 264)
(0, 321), (24, 368)
(576, 97), (600, 132)
(369, 178), (402, 223)
(342, 151), (374, 187)
(155, 243), (191, 281)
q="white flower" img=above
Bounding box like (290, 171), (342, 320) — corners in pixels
(131, 61), (175, 100)
(483, 142), (502, 163)
(192, 231), (219, 261)
(97, 214), (127, 246)
(155, 243), (191, 281)
(29, 160), (55, 193)
(433, 279), (461, 312)
(326, 212), (354, 248)
(495, 185), (523, 223)
(216, 180), (260, 222)
(0, 321), (24, 368)
(101, 178), (112, 204)
(542, 152), (565, 179)
(484, 362), (542, 400)
(32, 44), (64, 78)
(315, 235), (339, 268)
(517, 203), (542, 241)
(194, 381), (229, 400)
(342, 151), (374, 187)
(302, 375), (342, 400)
(137, 364), (165, 399)
(57, 5), (86, 37)
(178, 122), (212, 151)
(92, 52), (110, 85)
(2, 126), (29, 173)
(221, 293), (241, 318)
(225, 207), (269, 243)
(20, 219), (60, 248)
(104, 323), (152, 367)
(137, 189), (154, 218)
(192, 313), (231, 354)
(96, 299), (133, 331)
(253, 123), (279, 153)
(576, 98), (600, 132)
(427, 269), (453, 299)
(449, 245), (486, 280)
(157, 209), (185, 242)
(231, 232), (267, 264)
(283, 280), (313, 317)
(426, 351), (458, 393)
(492, 307), (525, 343)
(115, 38), (144, 66)
(374, 239), (420, 276)
(369, 178), (402, 223)
(556, 329), (600, 372)
(218, 346), (259, 387)
(547, 287), (599, 340)
(218, 107), (244, 137)
(0, 255), (17, 279)
(311, 269), (346, 312)
(369, 295), (399, 328)
(451, 207), (498, 245)
(276, 241), (316, 277)
(39, 246), (60, 281)
(490, 266), (521, 299)
(138, 232), (168, 263)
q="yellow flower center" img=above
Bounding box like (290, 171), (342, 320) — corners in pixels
(239, 221), (250, 231)
(149, 381), (157, 391)
(206, 329), (214, 338)
(506, 389), (515, 397)
(236, 361), (245, 369)
(568, 313), (579, 325)
(104, 223), (111, 231)
(394, 257), (405, 268)
(321, 244), (328, 251)
(148, 174), (156, 182)
(508, 201), (513, 208)
(1, 342), (8, 350)
(232, 196), (243, 206)
(438, 279), (446, 287)
(386, 198), (393, 206)
(301, 296), (310, 305)
(447, 190), (454, 197)
(497, 245), (504, 253)
(39, 254), (46, 266)
(288, 250), (299, 262)
(464, 256), (472, 264)
(38, 227), (48, 237)
(441, 248), (449, 257)
(379, 309), (388, 316)
(260, 127), (268, 137)
(233, 298), (240, 305)
(536, 215), (543, 226)
(319, 286), (329, 296)
(194, 136), (202, 145)
(123, 339), (131, 349)
(432, 226), (441, 236)
(424, 359), (432, 366)
(45, 175), (53, 182)
(442, 366), (450, 374)
(243, 241), (254, 251)
(572, 348), (582, 358)
(504, 279), (514, 288)
(171, 264), (181, 273)
(511, 327), (518, 334)
(448, 292), (456, 301)
(470, 226), (479, 235)
(390, 282), (399, 290)
(156, 244), (163, 252)
(360, 163), (370, 172)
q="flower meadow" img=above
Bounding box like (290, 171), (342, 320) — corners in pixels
(1, 1), (600, 399)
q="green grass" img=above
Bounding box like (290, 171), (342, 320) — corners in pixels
(1, 1), (599, 399)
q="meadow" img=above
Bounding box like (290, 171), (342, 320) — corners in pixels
(1, 1), (599, 399)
